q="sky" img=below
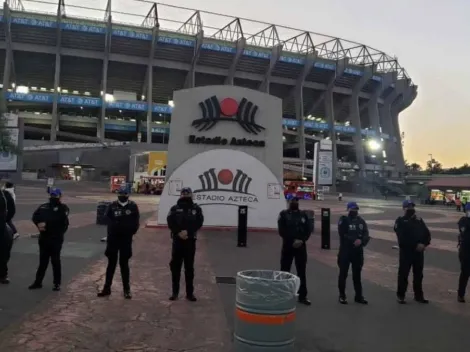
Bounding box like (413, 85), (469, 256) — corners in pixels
(20, 0), (470, 168)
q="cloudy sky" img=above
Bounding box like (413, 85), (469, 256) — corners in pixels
(21, 0), (470, 167)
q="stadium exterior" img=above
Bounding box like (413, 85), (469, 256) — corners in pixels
(0, 0), (416, 181)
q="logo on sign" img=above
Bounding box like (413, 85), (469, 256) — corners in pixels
(193, 168), (259, 206)
(192, 96), (265, 135)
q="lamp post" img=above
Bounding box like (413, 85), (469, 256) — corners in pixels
(428, 153), (433, 176)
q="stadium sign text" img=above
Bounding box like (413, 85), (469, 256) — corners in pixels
(188, 135), (265, 147)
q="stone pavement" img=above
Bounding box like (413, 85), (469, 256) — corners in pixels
(1, 191), (469, 352)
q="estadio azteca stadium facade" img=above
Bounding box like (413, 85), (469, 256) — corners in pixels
(1, 0), (416, 178)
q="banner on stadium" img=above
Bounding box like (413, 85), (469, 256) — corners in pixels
(148, 152), (167, 177)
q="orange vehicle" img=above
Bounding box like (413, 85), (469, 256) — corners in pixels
(110, 176), (127, 192)
(284, 180), (316, 200)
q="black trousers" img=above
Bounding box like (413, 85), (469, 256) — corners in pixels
(397, 250), (424, 299)
(104, 239), (132, 291)
(280, 245), (308, 299)
(0, 233), (13, 279)
(458, 250), (470, 297)
(170, 239), (196, 296)
(35, 239), (63, 285)
(337, 249), (364, 299)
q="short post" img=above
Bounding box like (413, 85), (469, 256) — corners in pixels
(321, 208), (331, 250)
(237, 205), (248, 247)
(338, 193), (342, 201)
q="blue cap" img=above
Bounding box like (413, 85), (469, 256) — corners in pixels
(347, 202), (359, 210)
(465, 203), (470, 211)
(117, 187), (128, 195)
(290, 196), (300, 201)
(402, 200), (415, 208)
(181, 187), (192, 194)
(50, 188), (62, 197)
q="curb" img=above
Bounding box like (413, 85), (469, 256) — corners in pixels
(145, 222), (277, 233)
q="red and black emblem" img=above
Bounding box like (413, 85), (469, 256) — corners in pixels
(192, 96), (265, 135)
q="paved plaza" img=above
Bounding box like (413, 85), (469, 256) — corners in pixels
(0, 184), (469, 351)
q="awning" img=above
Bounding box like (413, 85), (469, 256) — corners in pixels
(426, 177), (470, 189)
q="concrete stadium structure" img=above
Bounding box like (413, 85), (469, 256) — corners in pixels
(0, 0), (416, 180)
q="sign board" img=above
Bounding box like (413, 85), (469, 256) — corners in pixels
(317, 151), (333, 185)
(47, 177), (54, 186)
(158, 149), (286, 228)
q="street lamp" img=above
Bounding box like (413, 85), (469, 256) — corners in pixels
(367, 139), (381, 151)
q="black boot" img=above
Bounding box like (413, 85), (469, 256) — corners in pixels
(298, 297), (311, 306)
(0, 277), (10, 284)
(169, 293), (179, 301)
(124, 290), (132, 299)
(186, 294), (197, 302)
(458, 296), (466, 303)
(28, 282), (43, 290)
(338, 296), (348, 305)
(355, 297), (368, 305)
(52, 284), (61, 292)
(414, 297), (429, 304)
(97, 287), (111, 297)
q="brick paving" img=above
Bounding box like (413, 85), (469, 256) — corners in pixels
(2, 190), (470, 352)
(0, 229), (231, 352)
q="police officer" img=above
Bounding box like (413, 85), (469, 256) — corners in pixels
(337, 202), (370, 305)
(98, 188), (140, 299)
(278, 197), (313, 305)
(457, 203), (470, 302)
(0, 188), (16, 284)
(29, 188), (69, 291)
(167, 187), (204, 302)
(394, 200), (431, 304)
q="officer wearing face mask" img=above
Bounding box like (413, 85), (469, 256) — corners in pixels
(278, 197), (313, 305)
(97, 187), (140, 299)
(337, 202), (370, 305)
(167, 187), (204, 302)
(457, 203), (470, 303)
(29, 188), (69, 292)
(394, 200), (431, 304)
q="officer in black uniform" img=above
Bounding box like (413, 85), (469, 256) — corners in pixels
(98, 187), (140, 299)
(337, 202), (370, 305)
(167, 187), (204, 302)
(0, 188), (16, 284)
(29, 188), (69, 291)
(394, 200), (431, 304)
(278, 197), (313, 305)
(457, 203), (470, 302)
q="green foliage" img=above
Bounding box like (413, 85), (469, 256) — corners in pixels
(406, 159), (470, 175)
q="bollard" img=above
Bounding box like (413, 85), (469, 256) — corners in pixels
(338, 193), (342, 201)
(96, 201), (111, 225)
(234, 270), (299, 352)
(321, 208), (331, 250)
(237, 205), (248, 247)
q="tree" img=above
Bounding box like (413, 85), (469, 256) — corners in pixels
(409, 163), (422, 172)
(426, 158), (443, 174)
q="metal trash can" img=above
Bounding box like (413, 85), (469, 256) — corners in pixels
(234, 270), (300, 352)
(96, 201), (111, 225)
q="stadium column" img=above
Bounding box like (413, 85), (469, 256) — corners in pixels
(98, 12), (113, 142)
(349, 65), (375, 176)
(51, 4), (64, 142)
(259, 45), (282, 94)
(294, 52), (316, 161)
(2, 2), (13, 98)
(368, 72), (396, 166)
(184, 30), (203, 89)
(225, 38), (246, 85)
(146, 25), (159, 144)
(390, 83), (416, 175)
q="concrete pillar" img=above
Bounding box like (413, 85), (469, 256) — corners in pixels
(184, 30), (203, 89)
(225, 38), (246, 85)
(349, 65), (375, 175)
(146, 26), (158, 144)
(98, 14), (112, 142)
(295, 85), (305, 160)
(51, 9), (63, 142)
(324, 88), (337, 191)
(2, 2), (12, 97)
(259, 45), (282, 94)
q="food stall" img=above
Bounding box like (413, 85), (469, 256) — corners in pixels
(137, 176), (165, 195)
(284, 180), (316, 200)
(110, 176), (127, 193)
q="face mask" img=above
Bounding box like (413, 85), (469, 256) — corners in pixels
(289, 203), (299, 210)
(118, 196), (128, 203)
(348, 210), (358, 217)
(405, 209), (416, 217)
(49, 197), (59, 204)
(466, 212), (470, 217)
